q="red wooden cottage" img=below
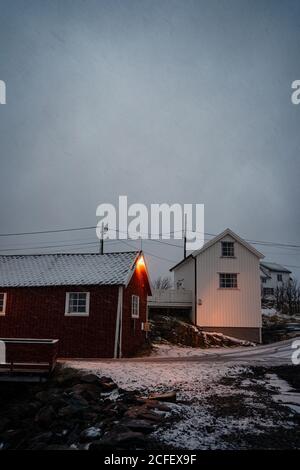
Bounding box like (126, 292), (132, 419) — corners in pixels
(0, 251), (152, 358)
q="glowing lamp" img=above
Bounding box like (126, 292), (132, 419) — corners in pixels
(137, 256), (145, 268)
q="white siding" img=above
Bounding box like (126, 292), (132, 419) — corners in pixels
(173, 257), (195, 317)
(196, 235), (261, 328)
(262, 271), (290, 290)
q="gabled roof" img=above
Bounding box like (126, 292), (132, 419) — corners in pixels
(170, 228), (264, 271)
(260, 261), (292, 274)
(0, 252), (141, 287)
(260, 265), (272, 279)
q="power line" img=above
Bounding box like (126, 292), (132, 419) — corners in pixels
(0, 239), (120, 253)
(0, 224), (299, 250)
(113, 238), (178, 264)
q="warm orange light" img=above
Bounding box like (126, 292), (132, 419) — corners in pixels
(137, 256), (145, 268)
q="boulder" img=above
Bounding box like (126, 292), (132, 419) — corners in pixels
(80, 426), (102, 442)
(121, 419), (155, 434)
(70, 383), (102, 402)
(80, 373), (100, 384)
(148, 391), (177, 402)
(35, 405), (56, 428)
(89, 431), (145, 450)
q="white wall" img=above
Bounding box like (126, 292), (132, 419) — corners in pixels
(195, 235), (261, 328)
(173, 257), (195, 317)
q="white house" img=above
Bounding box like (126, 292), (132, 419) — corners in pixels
(260, 262), (292, 298)
(170, 228), (264, 343)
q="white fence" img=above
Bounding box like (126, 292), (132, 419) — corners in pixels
(148, 289), (193, 308)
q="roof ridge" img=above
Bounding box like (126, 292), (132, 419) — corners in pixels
(0, 251), (139, 257)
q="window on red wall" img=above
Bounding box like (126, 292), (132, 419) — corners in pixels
(131, 295), (140, 318)
(0, 293), (7, 315)
(65, 292), (90, 316)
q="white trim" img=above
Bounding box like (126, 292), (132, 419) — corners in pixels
(64, 292), (90, 316)
(193, 228), (264, 259)
(170, 228), (264, 272)
(0, 292), (7, 316)
(131, 294), (140, 319)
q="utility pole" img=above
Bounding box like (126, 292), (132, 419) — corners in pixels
(183, 214), (187, 259)
(99, 224), (108, 255)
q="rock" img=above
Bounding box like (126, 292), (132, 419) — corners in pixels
(35, 405), (56, 428)
(124, 405), (162, 422)
(43, 444), (74, 450)
(136, 411), (162, 422)
(52, 367), (81, 387)
(80, 426), (102, 442)
(97, 377), (118, 391)
(29, 431), (54, 446)
(80, 373), (100, 384)
(121, 419), (155, 434)
(58, 404), (84, 418)
(89, 431), (145, 450)
(138, 398), (170, 411)
(70, 383), (102, 402)
(0, 417), (11, 433)
(35, 390), (58, 403)
(148, 391), (177, 402)
(69, 394), (89, 408)
(0, 429), (25, 449)
(35, 390), (66, 410)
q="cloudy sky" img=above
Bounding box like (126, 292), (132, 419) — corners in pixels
(0, 0), (299, 280)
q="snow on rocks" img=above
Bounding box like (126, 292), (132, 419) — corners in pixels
(68, 359), (300, 450)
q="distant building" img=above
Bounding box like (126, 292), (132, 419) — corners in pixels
(260, 262), (292, 299)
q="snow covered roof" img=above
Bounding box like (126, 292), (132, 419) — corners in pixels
(260, 261), (291, 274)
(0, 252), (140, 287)
(259, 265), (272, 279)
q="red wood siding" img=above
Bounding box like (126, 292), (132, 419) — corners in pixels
(122, 263), (150, 356)
(0, 265), (151, 358)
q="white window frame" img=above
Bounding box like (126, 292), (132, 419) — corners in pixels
(219, 273), (238, 289)
(65, 292), (90, 316)
(221, 241), (235, 257)
(131, 295), (140, 319)
(0, 293), (7, 316)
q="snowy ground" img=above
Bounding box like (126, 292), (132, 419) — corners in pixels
(151, 338), (254, 358)
(67, 339), (300, 449)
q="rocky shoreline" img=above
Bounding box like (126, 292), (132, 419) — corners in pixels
(0, 366), (174, 450)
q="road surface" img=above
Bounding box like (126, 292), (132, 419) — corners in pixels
(66, 337), (300, 366)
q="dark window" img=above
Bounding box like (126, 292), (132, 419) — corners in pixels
(221, 242), (234, 257)
(219, 273), (238, 288)
(263, 287), (274, 297)
(277, 274), (283, 282)
(262, 278), (267, 284)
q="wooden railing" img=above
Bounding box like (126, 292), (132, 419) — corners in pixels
(0, 338), (59, 380)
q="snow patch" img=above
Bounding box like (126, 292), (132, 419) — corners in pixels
(266, 373), (300, 414)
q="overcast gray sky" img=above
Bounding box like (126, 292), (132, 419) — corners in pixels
(0, 0), (299, 280)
